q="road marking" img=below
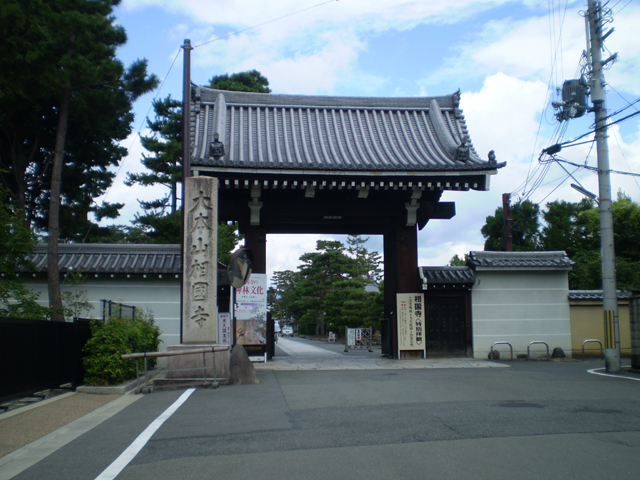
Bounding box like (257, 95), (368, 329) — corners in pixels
(0, 394), (141, 480)
(587, 367), (640, 382)
(94, 388), (195, 480)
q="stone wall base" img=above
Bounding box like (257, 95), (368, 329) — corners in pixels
(166, 344), (230, 382)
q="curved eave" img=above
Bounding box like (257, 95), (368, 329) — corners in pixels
(192, 165), (504, 176)
(190, 87), (501, 175)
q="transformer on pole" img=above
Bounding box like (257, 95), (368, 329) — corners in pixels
(550, 1), (620, 371)
(586, 0), (620, 372)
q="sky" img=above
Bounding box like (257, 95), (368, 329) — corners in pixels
(99, 0), (640, 281)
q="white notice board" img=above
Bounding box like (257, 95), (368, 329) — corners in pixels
(396, 293), (426, 357)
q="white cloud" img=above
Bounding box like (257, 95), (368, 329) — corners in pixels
(603, 7), (640, 96)
(96, 132), (172, 226)
(266, 234), (326, 281)
(462, 72), (549, 164)
(122, 0), (520, 29)
(112, 0), (640, 266)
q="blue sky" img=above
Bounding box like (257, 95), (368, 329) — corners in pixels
(100, 0), (640, 279)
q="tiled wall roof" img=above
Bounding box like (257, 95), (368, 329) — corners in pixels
(418, 266), (475, 290)
(467, 251), (574, 269)
(568, 290), (630, 300)
(23, 244), (182, 274)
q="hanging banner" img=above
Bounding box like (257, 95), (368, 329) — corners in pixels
(397, 293), (425, 354)
(234, 273), (267, 345)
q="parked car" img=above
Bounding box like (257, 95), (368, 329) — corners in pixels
(282, 326), (294, 337)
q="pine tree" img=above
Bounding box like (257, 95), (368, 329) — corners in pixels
(0, 0), (158, 319)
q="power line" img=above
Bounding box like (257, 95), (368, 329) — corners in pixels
(547, 156), (640, 177)
(90, 0), (339, 238)
(193, 0), (337, 49)
(613, 0), (634, 15)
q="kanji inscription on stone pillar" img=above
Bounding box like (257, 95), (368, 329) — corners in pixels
(182, 177), (218, 343)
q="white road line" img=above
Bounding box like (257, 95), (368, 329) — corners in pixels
(94, 388), (195, 480)
(587, 366), (640, 382)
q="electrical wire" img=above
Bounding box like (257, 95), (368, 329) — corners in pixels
(613, 0), (634, 15)
(192, 0), (337, 49)
(82, 49), (183, 243)
(611, 127), (640, 192)
(84, 0), (339, 242)
(604, 86), (640, 119)
(521, 0), (572, 198)
(548, 156), (640, 177)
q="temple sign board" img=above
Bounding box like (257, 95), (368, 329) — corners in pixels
(397, 293), (426, 358)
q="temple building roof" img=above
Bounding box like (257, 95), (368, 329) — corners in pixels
(190, 87), (505, 177)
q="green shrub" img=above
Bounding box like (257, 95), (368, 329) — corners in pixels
(82, 311), (161, 385)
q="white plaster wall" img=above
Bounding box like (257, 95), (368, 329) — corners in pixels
(471, 270), (572, 359)
(22, 276), (181, 354)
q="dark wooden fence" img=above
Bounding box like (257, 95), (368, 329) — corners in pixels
(0, 317), (95, 404)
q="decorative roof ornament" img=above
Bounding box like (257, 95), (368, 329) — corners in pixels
(209, 133), (225, 162)
(456, 135), (470, 162)
(488, 150), (497, 164)
(452, 89), (464, 119)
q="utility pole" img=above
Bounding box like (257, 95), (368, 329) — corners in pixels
(180, 39), (192, 343)
(587, 0), (620, 372)
(502, 193), (513, 252)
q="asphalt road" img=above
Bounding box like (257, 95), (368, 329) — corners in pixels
(8, 339), (640, 480)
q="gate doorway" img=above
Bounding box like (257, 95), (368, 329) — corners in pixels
(419, 266), (474, 357)
(425, 294), (471, 356)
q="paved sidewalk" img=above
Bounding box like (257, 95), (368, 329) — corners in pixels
(256, 355), (509, 370)
(0, 393), (140, 480)
(262, 335), (510, 371)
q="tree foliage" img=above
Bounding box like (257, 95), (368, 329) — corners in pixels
(481, 200), (540, 251)
(82, 311), (161, 385)
(268, 235), (383, 336)
(1, 0), (158, 320)
(480, 193), (640, 290)
(0, 0), (158, 237)
(125, 70), (270, 256)
(209, 70), (271, 93)
(0, 186), (50, 319)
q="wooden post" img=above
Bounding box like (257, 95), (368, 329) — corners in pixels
(384, 219), (420, 358)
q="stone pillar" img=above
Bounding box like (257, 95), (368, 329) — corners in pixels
(182, 177), (218, 343)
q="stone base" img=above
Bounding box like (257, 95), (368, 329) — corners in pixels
(166, 344), (230, 382)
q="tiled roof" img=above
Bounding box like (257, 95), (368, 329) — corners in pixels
(467, 251), (574, 270)
(568, 290), (630, 301)
(190, 87), (505, 174)
(418, 266), (475, 290)
(20, 244), (231, 285)
(22, 244), (183, 275)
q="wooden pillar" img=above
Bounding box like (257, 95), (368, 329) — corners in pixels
(384, 219), (419, 358)
(242, 225), (267, 274)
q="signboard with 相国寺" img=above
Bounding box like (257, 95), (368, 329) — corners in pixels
(396, 293), (426, 357)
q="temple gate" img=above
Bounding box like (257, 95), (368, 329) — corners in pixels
(184, 86), (504, 358)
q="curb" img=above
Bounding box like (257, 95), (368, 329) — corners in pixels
(76, 369), (162, 395)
